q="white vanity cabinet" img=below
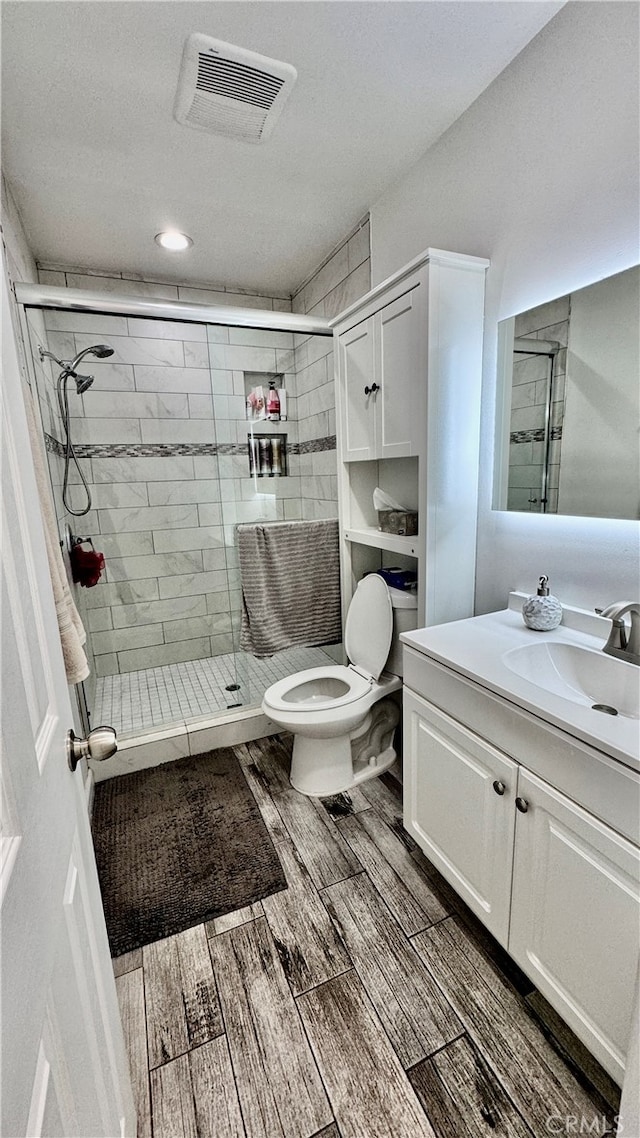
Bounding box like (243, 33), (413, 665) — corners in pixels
(509, 768), (639, 1082)
(404, 689), (517, 944)
(403, 675), (640, 1085)
(332, 248), (489, 630)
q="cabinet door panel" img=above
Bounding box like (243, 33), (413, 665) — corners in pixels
(339, 317), (375, 461)
(403, 690), (517, 945)
(376, 287), (423, 458)
(510, 769), (640, 1084)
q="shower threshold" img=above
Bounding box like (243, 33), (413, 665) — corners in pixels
(92, 645), (339, 739)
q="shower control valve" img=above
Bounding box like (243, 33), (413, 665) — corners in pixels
(67, 726), (117, 772)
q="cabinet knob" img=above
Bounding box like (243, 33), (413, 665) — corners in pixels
(492, 780), (506, 796)
(515, 796), (529, 813)
(364, 383), (380, 395)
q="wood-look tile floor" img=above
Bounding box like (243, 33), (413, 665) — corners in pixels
(112, 735), (620, 1138)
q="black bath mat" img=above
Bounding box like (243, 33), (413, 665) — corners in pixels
(92, 748), (287, 957)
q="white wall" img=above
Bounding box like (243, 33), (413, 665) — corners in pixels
(370, 2), (640, 613)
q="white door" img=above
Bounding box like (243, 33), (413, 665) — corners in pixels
(338, 316), (376, 461)
(509, 768), (640, 1085)
(1, 268), (135, 1138)
(403, 690), (517, 945)
(376, 286), (423, 459)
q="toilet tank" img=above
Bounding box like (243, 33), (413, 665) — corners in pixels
(385, 587), (418, 676)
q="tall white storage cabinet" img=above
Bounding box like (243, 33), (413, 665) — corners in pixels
(331, 249), (489, 629)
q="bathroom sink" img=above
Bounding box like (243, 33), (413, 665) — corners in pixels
(502, 642), (639, 720)
(402, 594), (640, 770)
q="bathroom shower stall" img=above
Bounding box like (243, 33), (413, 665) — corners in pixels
(19, 286), (342, 742)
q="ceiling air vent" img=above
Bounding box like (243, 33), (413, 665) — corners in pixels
(174, 34), (297, 144)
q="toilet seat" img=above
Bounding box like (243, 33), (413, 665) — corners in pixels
(264, 576), (395, 716)
(345, 574), (393, 681)
(263, 664), (372, 714)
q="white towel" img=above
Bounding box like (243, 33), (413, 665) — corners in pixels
(25, 388), (89, 685)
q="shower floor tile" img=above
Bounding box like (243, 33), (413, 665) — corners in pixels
(92, 645), (339, 738)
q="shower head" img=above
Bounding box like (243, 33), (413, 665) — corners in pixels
(63, 344), (115, 394)
(74, 373), (95, 394)
(67, 343), (115, 373)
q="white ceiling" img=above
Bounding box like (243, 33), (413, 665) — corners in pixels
(1, 1), (563, 295)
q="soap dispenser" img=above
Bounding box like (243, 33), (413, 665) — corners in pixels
(522, 575), (563, 631)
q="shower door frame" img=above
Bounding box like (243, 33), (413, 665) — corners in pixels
(16, 283), (332, 737)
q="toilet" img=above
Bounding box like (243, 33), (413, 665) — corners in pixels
(262, 573), (418, 797)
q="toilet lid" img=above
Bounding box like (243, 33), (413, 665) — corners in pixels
(345, 574), (393, 681)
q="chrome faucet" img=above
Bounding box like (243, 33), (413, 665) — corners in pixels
(596, 602), (640, 665)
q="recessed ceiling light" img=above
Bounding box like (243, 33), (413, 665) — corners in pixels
(155, 230), (193, 251)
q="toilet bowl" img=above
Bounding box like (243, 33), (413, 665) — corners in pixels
(262, 574), (417, 797)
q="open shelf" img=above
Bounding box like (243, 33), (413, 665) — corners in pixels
(343, 526), (419, 557)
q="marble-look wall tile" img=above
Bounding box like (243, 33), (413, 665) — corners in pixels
(98, 504), (199, 533)
(111, 594), (207, 629)
(139, 419), (214, 444)
(97, 531), (155, 557)
(184, 341), (210, 369)
(88, 482), (150, 509)
(348, 221), (370, 273)
(65, 273), (179, 299)
(187, 395), (214, 419)
(158, 570), (227, 599)
(178, 286), (275, 309)
(152, 526), (225, 554)
(134, 366), (212, 394)
(74, 332), (185, 368)
(91, 456), (195, 482)
(83, 578), (160, 609)
(228, 327), (294, 350)
(44, 310), (129, 336)
(87, 608), (113, 633)
(73, 418), (142, 444)
(116, 637), (211, 673)
(106, 551), (204, 581)
(147, 479), (220, 506)
(126, 317), (206, 341)
(80, 391), (189, 419)
(163, 612), (232, 643)
(92, 625), (165, 655)
(83, 362), (135, 391)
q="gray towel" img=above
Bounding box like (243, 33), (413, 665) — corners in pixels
(238, 519), (341, 657)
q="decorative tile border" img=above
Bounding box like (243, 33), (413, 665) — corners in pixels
(45, 433), (65, 457)
(510, 426), (562, 444)
(44, 432), (337, 459)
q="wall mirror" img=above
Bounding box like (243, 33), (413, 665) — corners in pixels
(493, 265), (639, 519)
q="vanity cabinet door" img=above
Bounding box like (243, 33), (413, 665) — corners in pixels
(375, 286), (423, 459)
(403, 689), (517, 946)
(509, 769), (640, 1084)
(338, 316), (376, 461)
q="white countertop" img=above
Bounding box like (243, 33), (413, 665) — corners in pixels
(401, 595), (640, 772)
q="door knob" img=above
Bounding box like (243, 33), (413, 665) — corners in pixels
(492, 780), (506, 796)
(364, 383), (380, 395)
(515, 796), (529, 813)
(67, 726), (117, 772)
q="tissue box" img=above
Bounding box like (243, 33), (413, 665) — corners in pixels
(377, 510), (418, 536)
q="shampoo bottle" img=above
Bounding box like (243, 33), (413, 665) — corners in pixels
(266, 381), (281, 421)
(522, 575), (562, 631)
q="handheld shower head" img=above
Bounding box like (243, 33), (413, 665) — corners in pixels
(68, 343), (115, 374)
